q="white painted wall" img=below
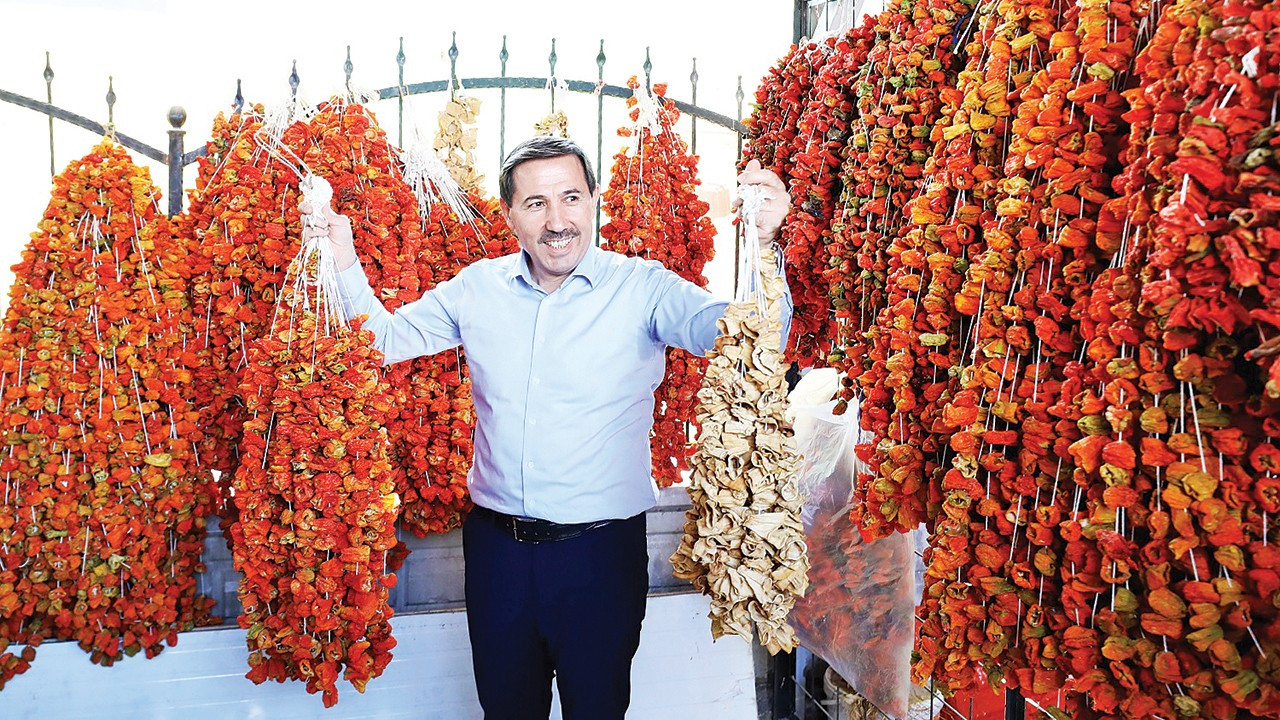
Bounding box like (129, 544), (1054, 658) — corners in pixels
(0, 593), (757, 720)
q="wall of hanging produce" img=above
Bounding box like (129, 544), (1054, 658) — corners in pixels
(3, 0), (1278, 711)
(0, 78), (728, 704)
(743, 0), (1280, 716)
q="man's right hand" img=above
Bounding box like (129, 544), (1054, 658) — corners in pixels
(299, 202), (358, 271)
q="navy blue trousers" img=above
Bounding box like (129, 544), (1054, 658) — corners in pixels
(463, 511), (649, 720)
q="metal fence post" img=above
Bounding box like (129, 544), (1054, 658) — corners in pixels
(1005, 688), (1026, 720)
(44, 52), (55, 177)
(167, 106), (186, 216)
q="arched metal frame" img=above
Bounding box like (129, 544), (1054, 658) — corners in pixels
(1, 40), (750, 218)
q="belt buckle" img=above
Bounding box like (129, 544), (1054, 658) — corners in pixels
(509, 516), (522, 542)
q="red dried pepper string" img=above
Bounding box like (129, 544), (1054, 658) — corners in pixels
(838, 0), (982, 542)
(1116, 1), (1280, 714)
(786, 32), (876, 370)
(912, 0), (1061, 694)
(393, 188), (516, 537)
(233, 310), (399, 708)
(0, 140), (216, 687)
(186, 107), (306, 527)
(600, 77), (716, 488)
(744, 43), (836, 365)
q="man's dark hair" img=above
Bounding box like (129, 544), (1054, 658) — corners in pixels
(498, 137), (597, 206)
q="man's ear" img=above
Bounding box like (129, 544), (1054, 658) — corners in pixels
(499, 199), (512, 222)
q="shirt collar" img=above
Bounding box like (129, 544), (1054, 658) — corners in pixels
(507, 242), (604, 292)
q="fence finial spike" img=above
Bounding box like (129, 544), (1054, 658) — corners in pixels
(344, 45), (354, 97)
(105, 75), (116, 133)
(289, 60), (300, 100)
(449, 31), (460, 98)
(43, 51), (53, 84)
(234, 79), (244, 113)
(643, 47), (652, 91)
(168, 106), (187, 129)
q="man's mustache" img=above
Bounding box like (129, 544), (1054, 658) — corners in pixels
(541, 229), (579, 243)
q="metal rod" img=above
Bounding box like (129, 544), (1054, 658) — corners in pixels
(344, 45), (353, 99)
(44, 51), (54, 176)
(377, 78), (746, 133)
(167, 106), (186, 216)
(643, 47), (652, 92)
(105, 76), (115, 129)
(595, 39), (606, 245)
(449, 31), (459, 99)
(690, 57), (698, 155)
(548, 38), (558, 112)
(396, 37), (406, 148)
(499, 36), (508, 161)
(0, 88), (166, 163)
(1005, 688), (1026, 720)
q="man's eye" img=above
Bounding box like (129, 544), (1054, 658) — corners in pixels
(527, 201), (544, 209)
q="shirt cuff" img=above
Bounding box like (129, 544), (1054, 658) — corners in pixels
(337, 261), (377, 321)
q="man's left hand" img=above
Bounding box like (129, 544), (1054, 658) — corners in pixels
(735, 159), (791, 247)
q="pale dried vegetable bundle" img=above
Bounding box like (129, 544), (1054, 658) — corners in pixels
(671, 195), (808, 654)
(533, 110), (571, 138)
(433, 96), (483, 192)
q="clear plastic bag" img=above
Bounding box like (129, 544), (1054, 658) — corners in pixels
(787, 371), (919, 719)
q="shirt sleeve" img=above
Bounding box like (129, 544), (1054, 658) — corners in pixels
(336, 261), (463, 366)
(649, 249), (794, 357)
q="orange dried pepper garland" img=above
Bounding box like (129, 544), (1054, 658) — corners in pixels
(909, 0), (1060, 696)
(187, 99), (501, 538)
(786, 26), (878, 370)
(185, 106), (306, 517)
(600, 77), (716, 488)
(743, 42), (833, 365)
(392, 187), (516, 536)
(297, 101), (422, 538)
(915, 0), (1143, 701)
(0, 139), (216, 688)
(814, 0), (975, 539)
(230, 177), (399, 707)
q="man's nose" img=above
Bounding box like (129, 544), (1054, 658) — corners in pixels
(545, 202), (569, 232)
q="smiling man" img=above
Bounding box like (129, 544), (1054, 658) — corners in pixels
(318, 136), (791, 720)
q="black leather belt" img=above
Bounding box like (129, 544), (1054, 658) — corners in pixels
(469, 504), (619, 544)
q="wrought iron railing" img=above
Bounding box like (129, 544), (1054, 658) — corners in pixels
(2, 36), (755, 218)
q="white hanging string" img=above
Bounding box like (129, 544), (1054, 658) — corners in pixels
(735, 184), (767, 318)
(395, 138), (478, 228)
(632, 82), (666, 146)
(270, 175), (349, 338)
(1242, 46), (1261, 78)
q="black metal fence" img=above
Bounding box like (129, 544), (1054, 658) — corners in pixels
(1, 35), (755, 219)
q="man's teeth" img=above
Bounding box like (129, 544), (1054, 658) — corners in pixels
(546, 237), (571, 249)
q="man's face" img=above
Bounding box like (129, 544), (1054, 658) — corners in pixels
(500, 154), (597, 292)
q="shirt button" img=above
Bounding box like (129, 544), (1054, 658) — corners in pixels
(526, 461), (535, 469)
(532, 377), (541, 385)
(528, 417), (537, 426)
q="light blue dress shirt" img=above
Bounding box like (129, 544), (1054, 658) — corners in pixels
(337, 242), (792, 524)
